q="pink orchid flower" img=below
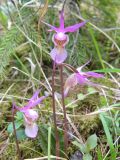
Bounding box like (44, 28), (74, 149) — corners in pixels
(42, 10), (87, 64)
(64, 64), (104, 97)
(15, 90), (46, 138)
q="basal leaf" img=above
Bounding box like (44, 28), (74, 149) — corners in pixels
(7, 120), (23, 133)
(72, 141), (86, 153)
(83, 153), (92, 160)
(16, 111), (23, 120)
(16, 129), (27, 140)
(86, 134), (97, 151)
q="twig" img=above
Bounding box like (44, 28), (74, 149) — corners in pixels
(62, 0), (67, 11)
(24, 155), (67, 160)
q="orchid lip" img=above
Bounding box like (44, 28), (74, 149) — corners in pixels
(50, 47), (67, 64)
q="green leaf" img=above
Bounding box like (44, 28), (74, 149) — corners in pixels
(7, 121), (23, 133)
(87, 87), (96, 93)
(16, 112), (23, 120)
(86, 134), (97, 151)
(77, 93), (85, 100)
(72, 141), (86, 153)
(16, 129), (27, 140)
(83, 153), (92, 160)
(109, 103), (120, 108)
(0, 10), (8, 28)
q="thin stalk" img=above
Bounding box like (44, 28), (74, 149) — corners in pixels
(52, 61), (60, 158)
(48, 127), (51, 160)
(12, 106), (22, 160)
(59, 65), (68, 152)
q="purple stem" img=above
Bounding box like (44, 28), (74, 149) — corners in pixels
(59, 64), (68, 152)
(12, 105), (22, 160)
(52, 61), (60, 158)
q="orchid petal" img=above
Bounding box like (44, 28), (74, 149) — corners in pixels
(64, 74), (78, 97)
(26, 89), (41, 107)
(64, 87), (70, 97)
(85, 79), (100, 87)
(77, 59), (91, 72)
(64, 74), (78, 88)
(41, 21), (58, 32)
(85, 72), (104, 78)
(59, 10), (64, 30)
(29, 89), (41, 101)
(64, 21), (87, 33)
(15, 96), (46, 112)
(25, 123), (38, 138)
(21, 96), (46, 111)
(50, 47), (67, 64)
(76, 73), (87, 85)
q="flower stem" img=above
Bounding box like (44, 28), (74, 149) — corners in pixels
(12, 106), (22, 160)
(52, 61), (60, 158)
(59, 64), (68, 152)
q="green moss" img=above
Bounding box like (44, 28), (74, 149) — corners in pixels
(77, 115), (101, 137)
(1, 139), (42, 159)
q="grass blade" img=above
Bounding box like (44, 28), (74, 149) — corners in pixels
(88, 27), (105, 69)
(93, 68), (120, 73)
(13, 52), (29, 74)
(97, 147), (103, 160)
(100, 114), (116, 159)
(48, 126), (51, 160)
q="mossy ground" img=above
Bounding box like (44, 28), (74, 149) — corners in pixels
(0, 75), (118, 159)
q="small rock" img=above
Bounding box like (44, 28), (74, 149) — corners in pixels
(70, 150), (83, 160)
